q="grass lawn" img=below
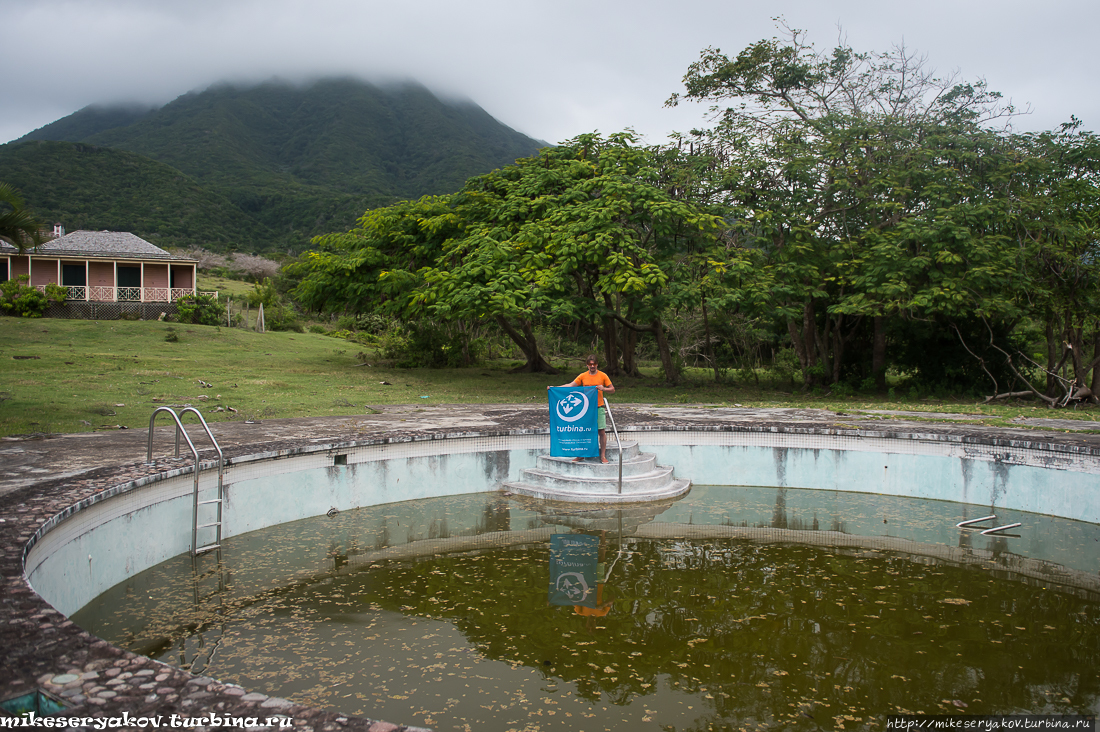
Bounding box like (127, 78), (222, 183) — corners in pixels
(0, 318), (1097, 438)
(195, 274), (255, 300)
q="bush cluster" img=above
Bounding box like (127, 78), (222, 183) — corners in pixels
(176, 294), (226, 326)
(0, 276), (67, 317)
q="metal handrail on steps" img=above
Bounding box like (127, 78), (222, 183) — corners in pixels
(146, 407), (225, 556)
(603, 398), (624, 495)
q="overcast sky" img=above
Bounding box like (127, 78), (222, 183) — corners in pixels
(3, 0), (1098, 148)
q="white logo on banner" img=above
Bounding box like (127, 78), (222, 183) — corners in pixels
(555, 390), (590, 422)
(555, 572), (590, 602)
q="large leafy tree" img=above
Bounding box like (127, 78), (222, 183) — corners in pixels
(0, 182), (43, 252)
(292, 196), (458, 318)
(992, 123), (1100, 404)
(295, 134), (724, 380)
(669, 26), (1019, 389)
(421, 133), (723, 381)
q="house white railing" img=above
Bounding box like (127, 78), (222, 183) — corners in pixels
(89, 285), (115, 301)
(39, 286), (218, 302)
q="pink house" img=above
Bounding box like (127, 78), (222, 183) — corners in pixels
(0, 230), (209, 304)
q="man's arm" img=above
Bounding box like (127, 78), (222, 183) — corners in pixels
(548, 379), (581, 390)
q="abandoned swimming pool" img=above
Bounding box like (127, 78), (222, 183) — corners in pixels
(9, 417), (1100, 728)
(71, 486), (1100, 729)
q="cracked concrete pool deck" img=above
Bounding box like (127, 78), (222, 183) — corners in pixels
(3, 404), (1098, 498)
(2, 403), (1099, 730)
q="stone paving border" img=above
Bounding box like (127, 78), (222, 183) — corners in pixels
(2, 404), (1100, 729)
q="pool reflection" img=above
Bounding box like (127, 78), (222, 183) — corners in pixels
(72, 488), (1100, 729)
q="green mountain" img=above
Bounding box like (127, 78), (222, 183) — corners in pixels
(0, 141), (276, 251)
(20, 103), (157, 142)
(3, 78), (546, 252)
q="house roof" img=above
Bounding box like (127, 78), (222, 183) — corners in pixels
(0, 231), (197, 263)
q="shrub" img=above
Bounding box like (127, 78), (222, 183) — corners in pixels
(335, 313), (393, 334)
(326, 329), (377, 345)
(43, 283), (69, 305)
(354, 313), (394, 335)
(263, 302), (304, 332)
(383, 321), (483, 368)
(246, 278), (303, 332)
(176, 294), (226, 326)
(770, 348), (801, 383)
(246, 278), (280, 308)
(831, 382), (855, 398)
(0, 275), (65, 317)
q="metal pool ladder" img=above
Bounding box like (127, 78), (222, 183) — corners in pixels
(147, 407), (225, 556)
(956, 515), (1022, 536)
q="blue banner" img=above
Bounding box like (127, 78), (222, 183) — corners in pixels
(548, 386), (599, 457)
(548, 533), (600, 607)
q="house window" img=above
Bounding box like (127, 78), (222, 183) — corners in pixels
(0, 260), (7, 282)
(118, 266), (141, 301)
(62, 264), (86, 287)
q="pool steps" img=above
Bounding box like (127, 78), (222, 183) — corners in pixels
(502, 440), (691, 503)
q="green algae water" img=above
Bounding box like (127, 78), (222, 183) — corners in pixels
(73, 487), (1100, 730)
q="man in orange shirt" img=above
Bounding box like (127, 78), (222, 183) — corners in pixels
(551, 355), (615, 463)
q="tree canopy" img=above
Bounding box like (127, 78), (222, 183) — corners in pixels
(294, 27), (1100, 405)
(294, 133), (725, 380)
(662, 25), (1100, 402)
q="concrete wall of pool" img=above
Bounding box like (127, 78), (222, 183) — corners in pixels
(24, 428), (1100, 617)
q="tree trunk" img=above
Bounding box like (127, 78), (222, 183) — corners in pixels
(873, 315), (887, 392)
(787, 316), (809, 373)
(1045, 317), (1059, 397)
(620, 326), (641, 377)
(817, 302), (833, 380)
(652, 317), (679, 385)
(457, 320), (472, 367)
(1092, 331), (1100, 398)
(787, 300), (821, 388)
(702, 296), (719, 382)
(495, 316), (558, 374)
(803, 300), (818, 383)
(619, 300), (641, 377)
(832, 322), (844, 386)
(608, 311), (670, 381)
(602, 315), (621, 376)
(1068, 315), (1087, 389)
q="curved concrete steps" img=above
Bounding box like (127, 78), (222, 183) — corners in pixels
(502, 440), (691, 503)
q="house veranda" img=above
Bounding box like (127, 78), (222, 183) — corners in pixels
(0, 230), (215, 320)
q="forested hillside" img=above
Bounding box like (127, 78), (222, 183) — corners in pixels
(20, 103), (157, 143)
(2, 78), (545, 252)
(0, 141), (275, 250)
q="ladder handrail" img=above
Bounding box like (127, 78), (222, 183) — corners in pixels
(147, 406), (202, 467)
(179, 407), (225, 557)
(147, 407), (224, 555)
(603, 398), (624, 495)
(147, 405), (224, 481)
(178, 407), (224, 486)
